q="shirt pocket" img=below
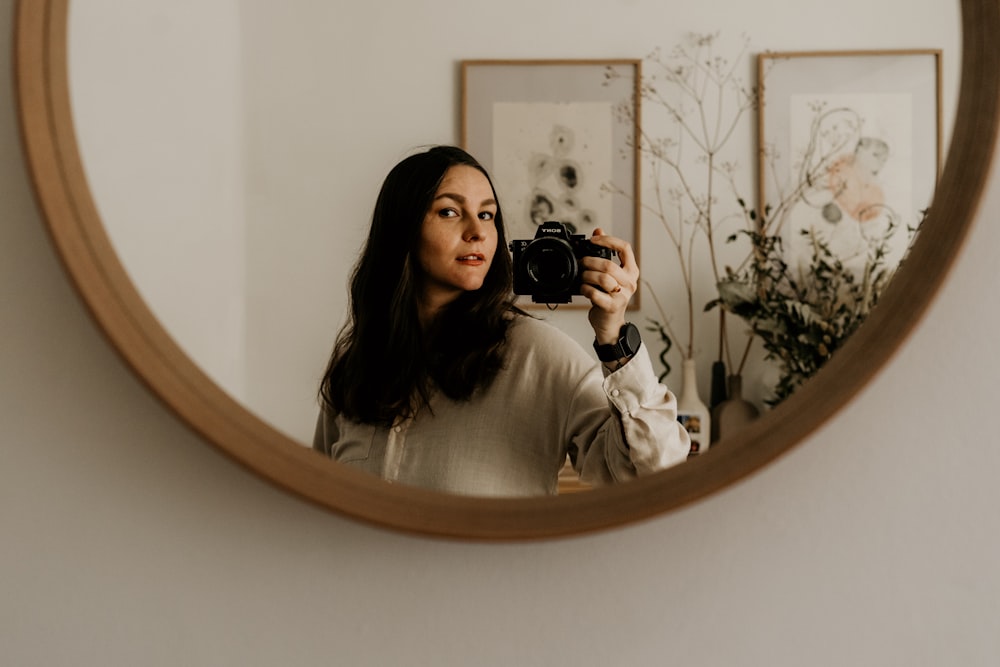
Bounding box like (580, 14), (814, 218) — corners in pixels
(329, 422), (377, 463)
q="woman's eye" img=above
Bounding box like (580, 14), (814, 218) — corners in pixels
(439, 208), (458, 218)
(479, 211), (495, 221)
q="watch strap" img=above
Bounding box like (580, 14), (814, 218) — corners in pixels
(593, 323), (641, 362)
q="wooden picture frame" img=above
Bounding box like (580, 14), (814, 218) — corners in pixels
(757, 49), (943, 268)
(461, 59), (641, 308)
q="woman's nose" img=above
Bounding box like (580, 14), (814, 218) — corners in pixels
(464, 219), (486, 241)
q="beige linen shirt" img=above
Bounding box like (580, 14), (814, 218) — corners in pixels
(313, 315), (690, 497)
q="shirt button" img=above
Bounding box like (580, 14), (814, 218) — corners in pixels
(394, 426), (402, 433)
(611, 389), (621, 397)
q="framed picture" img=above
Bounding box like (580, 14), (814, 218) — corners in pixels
(461, 59), (641, 307)
(757, 49), (942, 271)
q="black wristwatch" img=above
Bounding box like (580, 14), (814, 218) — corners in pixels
(593, 322), (642, 362)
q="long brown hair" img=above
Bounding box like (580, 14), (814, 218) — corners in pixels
(319, 146), (518, 425)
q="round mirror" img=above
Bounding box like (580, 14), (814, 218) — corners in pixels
(15, 0), (999, 538)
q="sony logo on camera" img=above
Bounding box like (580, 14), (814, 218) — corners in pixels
(536, 223), (566, 236)
(509, 221), (613, 304)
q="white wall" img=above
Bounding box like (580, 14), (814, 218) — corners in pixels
(242, 0), (963, 439)
(68, 0), (961, 443)
(69, 1), (247, 397)
(6, 1), (1000, 665)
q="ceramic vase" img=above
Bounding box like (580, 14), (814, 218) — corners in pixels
(676, 358), (711, 456)
(709, 359), (728, 409)
(711, 374), (760, 444)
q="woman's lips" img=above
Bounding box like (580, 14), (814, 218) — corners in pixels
(457, 253), (486, 265)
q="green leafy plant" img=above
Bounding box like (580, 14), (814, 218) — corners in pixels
(708, 202), (917, 405)
(606, 35), (922, 407)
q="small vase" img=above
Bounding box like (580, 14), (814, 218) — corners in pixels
(711, 374), (760, 444)
(709, 360), (728, 409)
(676, 358), (711, 456)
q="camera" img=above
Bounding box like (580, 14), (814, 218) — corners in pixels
(510, 222), (614, 303)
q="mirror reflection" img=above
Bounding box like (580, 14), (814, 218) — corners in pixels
(66, 0), (960, 495)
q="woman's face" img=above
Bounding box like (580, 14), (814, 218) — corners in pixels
(416, 165), (499, 314)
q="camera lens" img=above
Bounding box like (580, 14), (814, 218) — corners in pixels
(522, 237), (577, 293)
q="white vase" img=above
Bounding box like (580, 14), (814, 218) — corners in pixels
(676, 358), (711, 456)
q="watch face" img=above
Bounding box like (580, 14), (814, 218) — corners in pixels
(624, 323), (642, 354)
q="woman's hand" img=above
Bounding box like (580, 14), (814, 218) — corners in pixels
(579, 228), (639, 346)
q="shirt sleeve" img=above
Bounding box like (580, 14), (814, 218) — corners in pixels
(567, 342), (691, 485)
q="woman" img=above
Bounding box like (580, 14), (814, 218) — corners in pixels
(315, 145), (689, 496)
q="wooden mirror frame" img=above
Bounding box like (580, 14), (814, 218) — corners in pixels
(14, 0), (1000, 540)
